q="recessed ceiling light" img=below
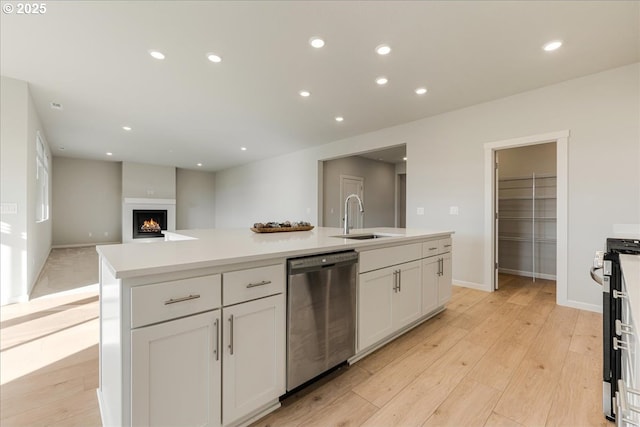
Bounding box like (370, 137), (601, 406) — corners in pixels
(50, 102), (63, 110)
(207, 53), (222, 63)
(149, 50), (165, 60)
(122, 126), (132, 131)
(403, 157), (407, 161)
(106, 152), (113, 156)
(299, 90), (311, 97)
(335, 116), (344, 122)
(376, 44), (391, 55)
(376, 77), (388, 85)
(197, 163), (203, 167)
(241, 147), (247, 151)
(543, 40), (562, 52)
(309, 37), (325, 48)
(415, 87), (428, 95)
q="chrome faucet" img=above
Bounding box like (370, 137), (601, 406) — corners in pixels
(343, 194), (364, 234)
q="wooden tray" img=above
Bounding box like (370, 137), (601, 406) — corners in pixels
(250, 226), (314, 233)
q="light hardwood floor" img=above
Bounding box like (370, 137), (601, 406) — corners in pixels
(1, 249), (609, 426)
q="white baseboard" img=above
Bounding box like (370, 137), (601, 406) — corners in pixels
(28, 246), (52, 299)
(453, 279), (490, 292)
(52, 241), (119, 249)
(562, 299), (602, 313)
(1, 294), (30, 306)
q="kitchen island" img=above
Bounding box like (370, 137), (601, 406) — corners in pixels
(96, 227), (454, 427)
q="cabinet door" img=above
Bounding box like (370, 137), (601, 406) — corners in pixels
(131, 310), (221, 427)
(438, 253), (452, 305)
(422, 256), (439, 314)
(358, 267), (394, 351)
(222, 294), (285, 426)
(392, 260), (422, 330)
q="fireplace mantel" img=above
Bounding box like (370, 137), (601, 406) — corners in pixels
(123, 198), (176, 205)
(122, 198), (176, 243)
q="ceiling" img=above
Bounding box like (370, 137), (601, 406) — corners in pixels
(1, 1), (638, 172)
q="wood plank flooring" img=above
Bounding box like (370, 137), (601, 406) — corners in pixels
(255, 274), (610, 427)
(1, 250), (609, 426)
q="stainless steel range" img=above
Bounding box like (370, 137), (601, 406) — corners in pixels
(591, 237), (640, 421)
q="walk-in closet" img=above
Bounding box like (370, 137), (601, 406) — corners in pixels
(497, 143), (557, 286)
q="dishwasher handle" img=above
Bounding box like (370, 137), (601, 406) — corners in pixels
(288, 251), (358, 275)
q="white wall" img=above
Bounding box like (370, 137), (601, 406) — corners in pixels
(26, 84), (52, 293)
(322, 157), (395, 228)
(1, 76), (52, 305)
(176, 168), (216, 229)
(122, 161), (175, 199)
(52, 157), (122, 246)
(214, 63), (640, 310)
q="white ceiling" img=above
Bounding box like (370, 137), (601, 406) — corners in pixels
(1, 1), (638, 171)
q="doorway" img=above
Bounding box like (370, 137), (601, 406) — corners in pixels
(495, 143), (557, 290)
(484, 130), (569, 306)
(320, 144), (406, 229)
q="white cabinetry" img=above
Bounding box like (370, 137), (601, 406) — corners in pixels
(120, 264), (285, 427)
(358, 267), (394, 350)
(222, 294), (285, 425)
(131, 310), (221, 427)
(358, 260), (422, 351)
(129, 274), (222, 427)
(356, 236), (453, 355)
(421, 238), (452, 314)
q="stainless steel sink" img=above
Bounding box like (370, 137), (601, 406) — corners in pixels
(331, 233), (399, 240)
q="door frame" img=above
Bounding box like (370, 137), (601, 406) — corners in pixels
(483, 130), (569, 306)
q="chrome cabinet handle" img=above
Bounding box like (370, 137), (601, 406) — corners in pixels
(228, 315), (234, 355)
(444, 244), (452, 248)
(398, 269), (402, 292)
(615, 319), (634, 336)
(246, 280), (272, 288)
(214, 318), (219, 361)
(164, 294), (200, 305)
(428, 247), (438, 251)
(392, 270), (399, 292)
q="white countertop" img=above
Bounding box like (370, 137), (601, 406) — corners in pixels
(96, 227), (454, 279)
(620, 254), (640, 329)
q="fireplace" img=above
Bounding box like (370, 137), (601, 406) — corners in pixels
(132, 209), (167, 239)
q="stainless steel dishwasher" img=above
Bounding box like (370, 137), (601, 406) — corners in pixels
(286, 251), (358, 391)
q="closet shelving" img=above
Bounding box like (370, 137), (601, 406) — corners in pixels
(498, 174), (557, 280)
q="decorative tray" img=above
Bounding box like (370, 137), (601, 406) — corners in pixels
(250, 226), (314, 233)
(250, 222), (313, 233)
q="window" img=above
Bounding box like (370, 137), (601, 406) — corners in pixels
(36, 132), (49, 222)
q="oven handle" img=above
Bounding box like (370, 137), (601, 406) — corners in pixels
(590, 266), (603, 286)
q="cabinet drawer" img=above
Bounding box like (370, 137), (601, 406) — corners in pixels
(359, 243), (422, 273)
(223, 264), (285, 306)
(422, 237), (452, 257)
(422, 240), (440, 258)
(440, 237), (453, 253)
(131, 275), (221, 328)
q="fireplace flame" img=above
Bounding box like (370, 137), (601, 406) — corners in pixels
(141, 218), (161, 232)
